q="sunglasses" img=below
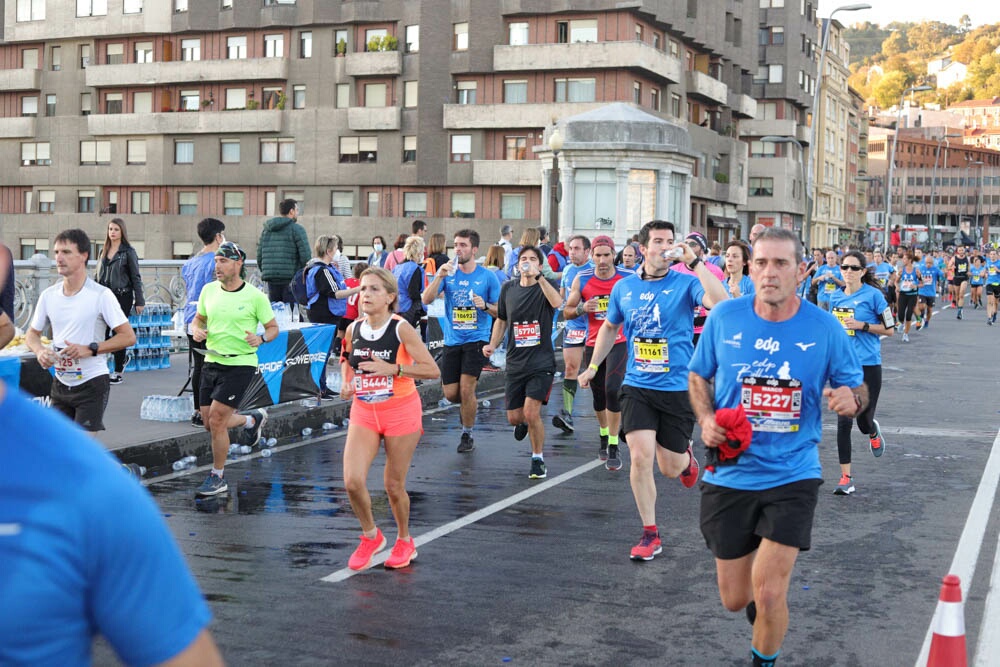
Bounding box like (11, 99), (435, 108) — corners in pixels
(841, 265), (865, 271)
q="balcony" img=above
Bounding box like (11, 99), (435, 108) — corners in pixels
(740, 118), (797, 138)
(0, 117), (37, 138)
(686, 70), (728, 106)
(345, 51), (402, 77)
(0, 68), (41, 91)
(728, 92), (756, 119)
(472, 160), (542, 186)
(347, 106), (401, 131)
(443, 102), (604, 129)
(85, 57), (289, 88)
(88, 109), (283, 135)
(796, 124), (811, 145)
(494, 42), (682, 84)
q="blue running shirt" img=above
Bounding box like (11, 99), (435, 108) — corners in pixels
(690, 298), (863, 491)
(829, 284), (890, 366)
(970, 265), (987, 286)
(871, 261), (896, 289)
(918, 265), (942, 297)
(605, 270), (706, 391)
(987, 260), (1000, 285)
(814, 265), (843, 303)
(439, 264), (501, 345)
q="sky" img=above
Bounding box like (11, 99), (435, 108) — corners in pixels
(832, 2), (1000, 28)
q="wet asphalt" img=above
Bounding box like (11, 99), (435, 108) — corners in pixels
(93, 304), (1000, 666)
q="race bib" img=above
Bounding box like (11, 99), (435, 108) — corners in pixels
(564, 328), (586, 345)
(824, 280), (836, 292)
(452, 306), (477, 331)
(594, 295), (610, 321)
(741, 376), (802, 433)
(901, 279), (915, 291)
(354, 373), (394, 403)
(922, 275), (934, 286)
(633, 337), (669, 373)
(832, 307), (856, 336)
(513, 320), (541, 348)
(53, 349), (83, 381)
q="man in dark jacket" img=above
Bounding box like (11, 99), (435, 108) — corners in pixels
(256, 199), (310, 305)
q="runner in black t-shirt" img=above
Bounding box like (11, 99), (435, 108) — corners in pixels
(483, 245), (563, 479)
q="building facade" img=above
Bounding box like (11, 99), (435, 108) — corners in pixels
(0, 0), (758, 260)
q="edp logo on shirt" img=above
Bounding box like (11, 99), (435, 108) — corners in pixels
(754, 337), (780, 354)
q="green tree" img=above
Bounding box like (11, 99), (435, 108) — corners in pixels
(966, 53), (1000, 97)
(873, 70), (910, 108)
(882, 31), (907, 57)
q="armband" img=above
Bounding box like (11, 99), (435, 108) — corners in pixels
(397, 364), (403, 377)
(588, 363), (599, 372)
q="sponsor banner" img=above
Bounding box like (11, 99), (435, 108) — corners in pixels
(240, 324), (337, 410)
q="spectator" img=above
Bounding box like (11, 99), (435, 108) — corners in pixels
(890, 225), (902, 251)
(505, 227), (540, 276)
(706, 240), (725, 269)
(749, 223), (767, 243)
(96, 218), (145, 385)
(367, 235), (388, 267)
(391, 235), (427, 327)
(498, 224), (514, 254)
(426, 232), (450, 277)
(484, 245), (507, 281)
(548, 240), (569, 273)
(0, 242), (14, 321)
(383, 233), (408, 272)
(411, 219), (427, 238)
(538, 226), (553, 256)
(330, 234), (352, 278)
(257, 198), (310, 306)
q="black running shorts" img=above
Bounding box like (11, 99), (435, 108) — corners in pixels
(620, 385), (694, 454)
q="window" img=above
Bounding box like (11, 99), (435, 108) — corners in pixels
(127, 139), (146, 164)
(134, 41), (153, 63)
(573, 169), (617, 230)
(21, 142), (51, 166)
(771, 26), (784, 45)
(264, 34), (284, 58)
(750, 140), (776, 158)
(264, 192), (276, 216)
(334, 29), (348, 54)
(261, 86), (282, 109)
(223, 192), (244, 215)
(16, 0), (45, 21)
(749, 177), (774, 196)
(365, 83), (387, 107)
(451, 193), (475, 217)
(403, 135), (417, 163)
(505, 136), (527, 160)
(509, 22), (528, 45)
(173, 242), (193, 259)
(650, 88), (659, 111)
(366, 192), (379, 216)
(671, 93), (681, 117)
(331, 191), (353, 216)
(555, 78), (595, 102)
(260, 138), (295, 163)
(500, 194), (526, 219)
(635, 24), (643, 42)
(105, 92), (122, 114)
(225, 88), (246, 110)
(178, 192), (197, 215)
(45, 94), (56, 116)
(106, 43), (124, 65)
(21, 96), (38, 117)
(759, 0), (784, 6)
(405, 25), (419, 53)
(451, 135), (471, 162)
(569, 19), (597, 43)
(174, 0), (188, 10)
(124, 0), (142, 13)
(292, 85), (305, 109)
(175, 140), (194, 164)
(503, 80), (527, 104)
(132, 91), (152, 113)
(20, 238), (49, 259)
(403, 81), (418, 108)
(339, 136), (377, 163)
(653, 33), (661, 50)
(78, 190), (96, 213)
(80, 140), (111, 165)
(364, 28), (387, 51)
(457, 81), (477, 105)
(753, 66), (767, 84)
(283, 191), (303, 210)
(298, 31), (312, 58)
(633, 81), (641, 105)
(335, 84), (350, 108)
(77, 0), (107, 17)
(221, 0), (231, 7)
(454, 23), (468, 50)
(51, 46), (61, 70)
(80, 93), (91, 115)
(38, 190), (55, 213)
(181, 39), (200, 61)
(79, 44), (91, 68)
(403, 192), (427, 217)
(180, 90), (200, 111)
(220, 139), (240, 163)
(227, 36), (247, 60)
(768, 64), (783, 83)
(131, 191), (151, 214)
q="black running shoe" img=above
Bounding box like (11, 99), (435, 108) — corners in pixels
(552, 410), (575, 433)
(528, 458), (547, 479)
(514, 423), (528, 441)
(605, 445), (622, 471)
(191, 412), (204, 428)
(239, 408), (268, 447)
(599, 435), (609, 461)
(457, 432), (475, 453)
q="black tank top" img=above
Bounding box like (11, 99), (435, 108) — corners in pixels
(954, 257), (970, 278)
(349, 318), (402, 372)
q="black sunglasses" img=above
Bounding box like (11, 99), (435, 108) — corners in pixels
(841, 265), (865, 271)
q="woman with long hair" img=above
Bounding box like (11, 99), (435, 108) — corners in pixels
(340, 267), (440, 570)
(484, 245), (507, 280)
(391, 235), (426, 327)
(828, 250), (894, 495)
(895, 250), (921, 343)
(425, 233), (450, 277)
(96, 218), (144, 384)
(382, 233), (409, 271)
(722, 240), (754, 298)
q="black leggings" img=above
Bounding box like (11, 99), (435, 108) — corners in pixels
(188, 333), (206, 410)
(107, 291), (133, 373)
(583, 342), (626, 413)
(837, 365), (882, 465)
(897, 292), (918, 323)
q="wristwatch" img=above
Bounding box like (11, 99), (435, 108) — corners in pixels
(89, 342), (100, 356)
(862, 323), (870, 332)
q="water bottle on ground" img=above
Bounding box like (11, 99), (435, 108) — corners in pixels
(322, 422), (335, 431)
(482, 400), (491, 408)
(302, 427), (313, 437)
(261, 449), (273, 458)
(265, 437), (278, 448)
(237, 445), (252, 455)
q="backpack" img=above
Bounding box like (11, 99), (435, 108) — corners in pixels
(392, 261), (421, 315)
(290, 265), (312, 306)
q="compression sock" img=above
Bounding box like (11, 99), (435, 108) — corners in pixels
(599, 426), (609, 437)
(608, 434), (619, 446)
(562, 379), (578, 414)
(751, 647), (780, 667)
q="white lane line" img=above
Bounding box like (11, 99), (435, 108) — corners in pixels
(975, 500), (1000, 666)
(320, 458), (604, 583)
(916, 427), (1000, 667)
(820, 425), (995, 440)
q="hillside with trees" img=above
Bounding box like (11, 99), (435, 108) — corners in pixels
(844, 16), (1000, 109)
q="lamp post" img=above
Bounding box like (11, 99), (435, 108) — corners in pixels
(929, 133), (963, 246)
(963, 157), (983, 241)
(856, 175), (882, 246)
(975, 161), (985, 244)
(548, 128), (564, 242)
(761, 135), (808, 241)
(807, 3), (871, 251)
(885, 84), (933, 250)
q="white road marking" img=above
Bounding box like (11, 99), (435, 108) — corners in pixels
(916, 427), (1000, 667)
(320, 459), (604, 583)
(821, 424), (994, 440)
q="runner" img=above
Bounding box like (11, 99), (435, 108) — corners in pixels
(723, 240), (755, 298)
(422, 229), (501, 453)
(189, 242), (276, 498)
(870, 249), (896, 297)
(895, 251), (921, 343)
(829, 250), (895, 495)
(801, 249), (824, 304)
(969, 255), (987, 311)
(812, 250), (844, 312)
(25, 229), (136, 432)
(483, 246), (563, 480)
(340, 268), (440, 571)
(950, 245), (971, 319)
(671, 231), (725, 345)
(915, 255), (943, 331)
(562, 236), (632, 470)
(579, 220), (727, 561)
(552, 235), (592, 434)
(688, 227), (866, 667)
(986, 248), (1000, 325)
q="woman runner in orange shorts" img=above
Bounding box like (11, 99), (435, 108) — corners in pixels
(340, 267), (439, 571)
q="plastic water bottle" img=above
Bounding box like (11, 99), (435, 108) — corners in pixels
(261, 448), (273, 458)
(237, 445), (252, 455)
(482, 400), (491, 407)
(301, 427), (313, 437)
(322, 422), (335, 431)
(328, 372), (342, 394)
(122, 463), (146, 478)
(662, 247), (685, 260)
(554, 371), (563, 380)
(265, 437), (278, 448)
(172, 459), (189, 471)
(182, 455), (197, 465)
(438, 398), (451, 408)
(228, 443), (240, 454)
(342, 418), (349, 427)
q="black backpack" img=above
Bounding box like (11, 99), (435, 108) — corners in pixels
(290, 266), (312, 306)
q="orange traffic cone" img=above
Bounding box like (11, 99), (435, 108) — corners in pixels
(927, 574), (967, 667)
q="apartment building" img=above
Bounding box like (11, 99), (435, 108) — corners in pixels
(0, 0), (758, 260)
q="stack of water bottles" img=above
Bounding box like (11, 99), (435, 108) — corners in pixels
(141, 394), (194, 422)
(121, 303), (174, 373)
(270, 302), (300, 330)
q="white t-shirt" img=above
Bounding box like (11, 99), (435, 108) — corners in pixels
(30, 278), (129, 386)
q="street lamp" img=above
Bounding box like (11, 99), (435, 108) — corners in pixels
(807, 3), (871, 250)
(856, 175), (882, 246)
(548, 128), (563, 242)
(885, 84), (933, 250)
(761, 135), (808, 241)
(963, 157), (983, 241)
(929, 133), (963, 245)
